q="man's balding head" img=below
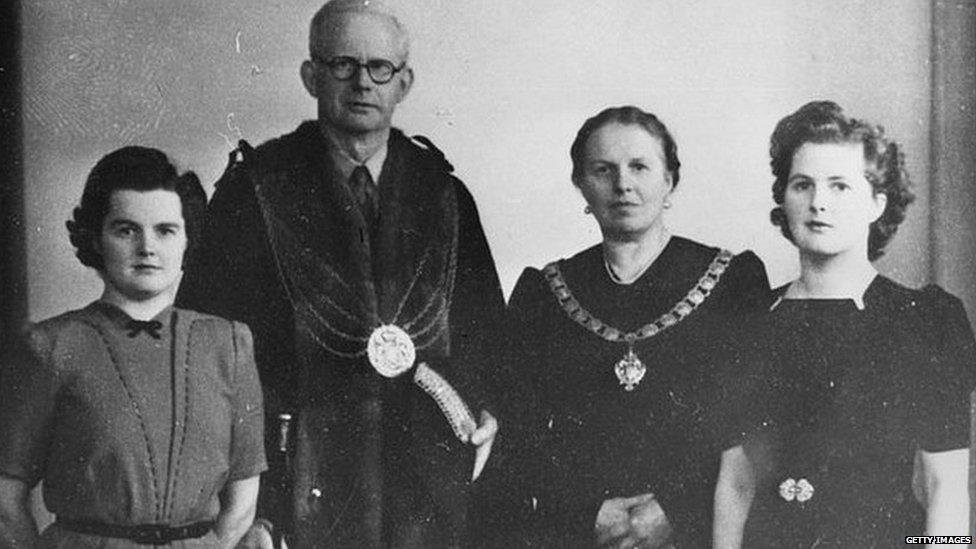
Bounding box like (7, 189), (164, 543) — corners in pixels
(300, 0), (415, 139)
(309, 0), (410, 62)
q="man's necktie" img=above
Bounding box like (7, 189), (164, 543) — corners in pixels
(125, 319), (163, 339)
(348, 165), (379, 225)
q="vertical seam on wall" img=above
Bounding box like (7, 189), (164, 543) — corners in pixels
(928, 0), (940, 286)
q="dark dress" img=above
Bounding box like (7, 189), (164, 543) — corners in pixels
(501, 237), (770, 547)
(177, 122), (506, 548)
(738, 277), (976, 548)
(0, 302), (267, 548)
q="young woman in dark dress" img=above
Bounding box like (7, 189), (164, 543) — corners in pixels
(713, 101), (974, 547)
(0, 147), (267, 548)
(499, 106), (771, 548)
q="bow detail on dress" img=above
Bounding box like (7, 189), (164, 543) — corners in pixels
(125, 319), (163, 339)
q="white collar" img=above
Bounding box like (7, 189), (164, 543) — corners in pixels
(327, 137), (389, 184)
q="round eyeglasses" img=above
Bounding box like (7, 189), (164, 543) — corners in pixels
(312, 55), (406, 85)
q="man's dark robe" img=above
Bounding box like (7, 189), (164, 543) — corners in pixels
(178, 121), (506, 548)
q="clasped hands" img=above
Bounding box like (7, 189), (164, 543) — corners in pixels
(595, 493), (674, 549)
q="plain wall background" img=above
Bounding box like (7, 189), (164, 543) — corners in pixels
(21, 0), (934, 320)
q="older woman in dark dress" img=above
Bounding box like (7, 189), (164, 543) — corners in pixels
(713, 101), (974, 547)
(0, 147), (266, 548)
(500, 106), (771, 548)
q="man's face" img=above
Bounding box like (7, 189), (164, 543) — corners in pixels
(302, 11), (413, 136)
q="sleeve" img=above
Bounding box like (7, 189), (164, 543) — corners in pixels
(0, 326), (58, 486)
(914, 286), (976, 452)
(651, 310), (776, 543)
(487, 269), (549, 481)
(444, 179), (507, 415)
(469, 267), (543, 545)
(709, 316), (779, 450)
(720, 250), (773, 313)
(498, 268), (553, 475)
(500, 267), (550, 431)
(694, 250), (774, 452)
(503, 268), (606, 544)
(228, 321), (268, 480)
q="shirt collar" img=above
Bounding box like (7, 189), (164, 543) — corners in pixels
(326, 137), (388, 184)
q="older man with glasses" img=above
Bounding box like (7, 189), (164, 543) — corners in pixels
(178, 1), (505, 547)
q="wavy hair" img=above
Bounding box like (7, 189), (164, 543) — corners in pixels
(66, 146), (207, 271)
(769, 101), (914, 261)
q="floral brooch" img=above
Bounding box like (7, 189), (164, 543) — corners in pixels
(779, 477), (814, 503)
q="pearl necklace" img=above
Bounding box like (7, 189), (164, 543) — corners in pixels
(603, 232), (672, 285)
(604, 254), (656, 285)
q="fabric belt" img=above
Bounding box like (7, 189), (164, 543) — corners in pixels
(57, 518), (214, 544)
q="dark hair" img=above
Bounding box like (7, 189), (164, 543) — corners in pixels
(66, 146), (207, 271)
(769, 101), (914, 261)
(570, 105), (681, 187)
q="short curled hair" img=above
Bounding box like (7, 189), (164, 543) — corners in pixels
(769, 101), (914, 261)
(66, 146), (207, 271)
(570, 105), (681, 188)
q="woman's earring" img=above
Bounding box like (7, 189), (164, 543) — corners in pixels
(584, 205), (592, 214)
(663, 199), (672, 210)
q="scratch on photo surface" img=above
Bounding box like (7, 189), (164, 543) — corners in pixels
(216, 130), (234, 150)
(227, 113), (243, 141)
(235, 30), (243, 54)
(153, 105), (165, 130)
(217, 112), (245, 149)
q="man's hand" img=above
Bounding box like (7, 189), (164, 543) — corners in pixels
(595, 493), (655, 546)
(465, 409), (498, 481)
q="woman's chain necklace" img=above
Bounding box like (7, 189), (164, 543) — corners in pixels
(544, 248), (734, 391)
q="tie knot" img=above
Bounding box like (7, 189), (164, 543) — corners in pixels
(126, 319), (163, 339)
(350, 165), (374, 188)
